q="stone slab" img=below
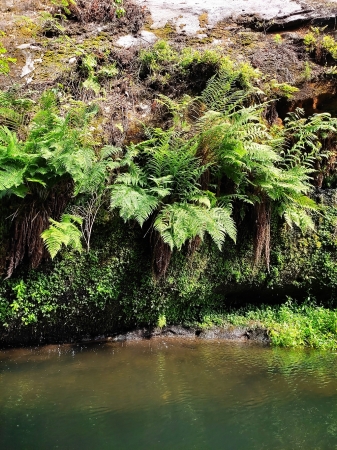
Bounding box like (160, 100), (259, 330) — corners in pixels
(135, 0), (337, 34)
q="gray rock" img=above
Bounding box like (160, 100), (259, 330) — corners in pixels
(115, 30), (157, 48)
(134, 0), (337, 34)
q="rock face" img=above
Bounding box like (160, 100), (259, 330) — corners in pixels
(136, 0), (337, 34)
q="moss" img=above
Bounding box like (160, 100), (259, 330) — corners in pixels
(1, 198), (337, 344)
(198, 12), (208, 29)
(237, 31), (260, 46)
(34, 48), (72, 82)
(14, 16), (42, 39)
(146, 23), (175, 40)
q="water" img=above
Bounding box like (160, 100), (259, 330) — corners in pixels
(1, 340), (337, 449)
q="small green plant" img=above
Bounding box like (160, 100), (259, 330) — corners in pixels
(303, 31), (317, 52)
(40, 12), (66, 35)
(50, 0), (75, 15)
(221, 299), (337, 349)
(98, 63), (119, 79)
(157, 314), (166, 328)
(273, 34), (282, 45)
(322, 35), (337, 59)
(114, 0), (125, 18)
(139, 40), (176, 73)
(303, 27), (337, 62)
(270, 80), (299, 99)
(82, 55), (101, 94)
(0, 32), (16, 75)
(302, 61), (312, 81)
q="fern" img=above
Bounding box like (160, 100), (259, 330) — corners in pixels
(0, 91), (106, 276)
(202, 72), (250, 113)
(110, 184), (160, 227)
(41, 214), (83, 259)
(154, 202), (236, 251)
(282, 108), (337, 169)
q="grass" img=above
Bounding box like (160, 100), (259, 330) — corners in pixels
(199, 300), (337, 350)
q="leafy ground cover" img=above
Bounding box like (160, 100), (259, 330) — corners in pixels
(201, 300), (337, 349)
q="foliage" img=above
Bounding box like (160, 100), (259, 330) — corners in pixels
(0, 89), (34, 132)
(322, 35), (337, 59)
(114, 0), (126, 18)
(0, 91), (96, 200)
(2, 43), (337, 344)
(0, 91), (103, 276)
(273, 34), (282, 45)
(1, 193), (337, 344)
(155, 202), (236, 251)
(0, 33), (16, 76)
(109, 130), (236, 275)
(82, 55), (101, 94)
(219, 300), (337, 350)
(98, 63), (119, 79)
(51, 0), (76, 16)
(198, 73), (321, 266)
(41, 214), (83, 259)
(302, 61), (312, 81)
(139, 41), (261, 92)
(303, 27), (337, 62)
(157, 314), (166, 328)
(303, 31), (317, 52)
(139, 40), (177, 74)
(269, 80), (298, 99)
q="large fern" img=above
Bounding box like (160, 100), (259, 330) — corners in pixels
(155, 201), (236, 251)
(41, 214), (83, 259)
(0, 91), (106, 276)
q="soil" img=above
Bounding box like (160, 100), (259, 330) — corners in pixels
(2, 0), (337, 125)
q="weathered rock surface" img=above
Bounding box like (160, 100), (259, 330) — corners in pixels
(111, 325), (270, 344)
(136, 0), (337, 34)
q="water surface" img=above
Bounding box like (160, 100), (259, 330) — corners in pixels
(1, 339), (337, 449)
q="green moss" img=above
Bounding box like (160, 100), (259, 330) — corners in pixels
(1, 198), (337, 346)
(304, 31), (317, 52)
(147, 23), (175, 40)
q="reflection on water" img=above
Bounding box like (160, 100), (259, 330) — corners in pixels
(1, 340), (337, 449)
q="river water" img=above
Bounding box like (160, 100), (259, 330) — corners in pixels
(1, 339), (337, 449)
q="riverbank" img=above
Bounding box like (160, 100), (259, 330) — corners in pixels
(2, 301), (337, 350)
(2, 1), (337, 349)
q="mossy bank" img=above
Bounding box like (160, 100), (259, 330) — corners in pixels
(2, 0), (337, 348)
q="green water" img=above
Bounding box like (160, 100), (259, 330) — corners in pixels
(1, 340), (337, 449)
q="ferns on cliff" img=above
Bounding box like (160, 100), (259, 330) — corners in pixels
(109, 130), (236, 277)
(194, 74), (332, 268)
(0, 91), (105, 277)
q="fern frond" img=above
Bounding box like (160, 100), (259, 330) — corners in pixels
(110, 184), (159, 227)
(41, 214), (83, 259)
(154, 202), (236, 251)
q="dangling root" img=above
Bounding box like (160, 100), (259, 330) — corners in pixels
(6, 181), (73, 278)
(253, 200), (271, 271)
(188, 235), (202, 256)
(152, 232), (172, 280)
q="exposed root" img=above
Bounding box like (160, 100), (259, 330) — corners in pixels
(152, 231), (172, 279)
(253, 199), (271, 271)
(188, 235), (202, 256)
(6, 181), (73, 278)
